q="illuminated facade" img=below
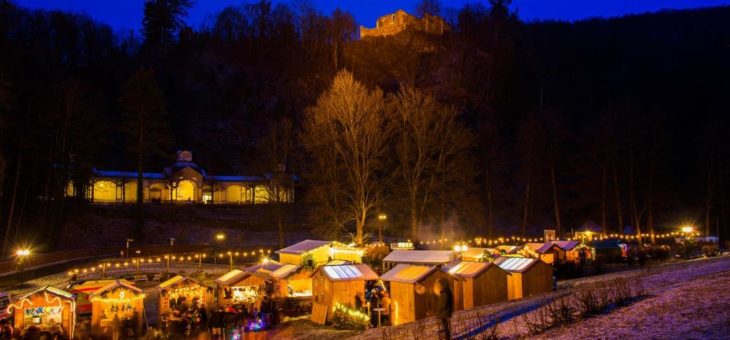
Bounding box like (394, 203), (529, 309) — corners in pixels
(67, 150), (294, 204)
(360, 10), (449, 39)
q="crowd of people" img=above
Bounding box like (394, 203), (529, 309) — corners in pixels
(150, 296), (278, 339)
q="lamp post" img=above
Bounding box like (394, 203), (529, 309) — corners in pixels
(214, 233), (226, 265)
(377, 213), (387, 244)
(227, 251), (233, 271)
(16, 249), (31, 273)
(125, 239), (134, 258)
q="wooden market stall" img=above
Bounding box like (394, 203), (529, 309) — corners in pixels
(446, 261), (509, 309)
(158, 275), (210, 318)
(379, 264), (450, 326)
(520, 243), (564, 265)
(276, 240), (363, 267)
(215, 269), (268, 308)
(69, 279), (133, 315)
(89, 280), (145, 338)
(493, 256), (553, 300)
(8, 286), (76, 338)
(382, 250), (455, 271)
(551, 240), (582, 263)
(310, 264), (378, 325)
(270, 264), (313, 298)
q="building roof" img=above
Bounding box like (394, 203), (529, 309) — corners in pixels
(493, 256), (540, 273)
(446, 261), (502, 279)
(524, 243), (560, 254)
(215, 269), (249, 286)
(462, 247), (493, 260)
(276, 240), (332, 255)
(158, 275), (202, 290)
(89, 280), (142, 297)
(93, 169), (165, 179)
(17, 286), (75, 301)
(552, 240), (580, 251)
(245, 261), (284, 274)
(496, 245), (521, 254)
(383, 250), (454, 264)
(205, 175), (265, 182)
(270, 264), (302, 279)
(319, 264), (378, 282)
(381, 264), (438, 284)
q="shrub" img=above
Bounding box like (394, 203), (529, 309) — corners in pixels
(330, 303), (370, 330)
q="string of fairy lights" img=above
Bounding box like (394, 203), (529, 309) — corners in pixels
(407, 231), (702, 248)
(67, 249), (272, 277)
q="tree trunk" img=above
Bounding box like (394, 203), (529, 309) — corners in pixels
(550, 153), (562, 236)
(601, 158), (607, 234)
(485, 167), (494, 238)
(2, 155), (21, 256)
(612, 157), (623, 234)
(522, 171), (531, 237)
(705, 151), (714, 237)
(135, 124), (145, 241)
(277, 200), (284, 249)
(647, 157), (656, 244)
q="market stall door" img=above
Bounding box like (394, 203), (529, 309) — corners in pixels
(311, 303), (328, 325)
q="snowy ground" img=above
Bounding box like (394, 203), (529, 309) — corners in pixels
(357, 256), (730, 340)
(535, 270), (730, 339)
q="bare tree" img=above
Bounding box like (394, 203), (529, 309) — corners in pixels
(390, 86), (473, 240)
(300, 70), (392, 244)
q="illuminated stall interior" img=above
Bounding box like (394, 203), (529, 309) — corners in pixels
(270, 264), (313, 298)
(215, 269), (268, 308)
(8, 286), (76, 338)
(310, 264), (378, 325)
(158, 275), (210, 317)
(89, 280), (145, 337)
(67, 150), (295, 205)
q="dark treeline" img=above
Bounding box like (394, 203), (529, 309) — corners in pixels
(0, 0), (729, 251)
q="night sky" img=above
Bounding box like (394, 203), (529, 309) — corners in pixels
(14, 0), (730, 32)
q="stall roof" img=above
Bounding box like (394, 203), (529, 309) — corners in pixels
(270, 264), (302, 279)
(462, 247), (495, 259)
(496, 245), (521, 254)
(524, 243), (560, 254)
(493, 256), (538, 273)
(380, 264), (437, 284)
(215, 269), (248, 286)
(552, 240), (580, 251)
(17, 286), (75, 301)
(446, 261), (496, 279)
(276, 240), (331, 255)
(89, 280), (142, 297)
(159, 275), (201, 290)
(383, 250), (454, 264)
(245, 261), (284, 274)
(320, 264), (378, 282)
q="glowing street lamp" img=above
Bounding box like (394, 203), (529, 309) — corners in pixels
(377, 213), (387, 243)
(681, 225), (694, 234)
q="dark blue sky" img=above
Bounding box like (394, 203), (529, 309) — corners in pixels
(15, 0), (730, 32)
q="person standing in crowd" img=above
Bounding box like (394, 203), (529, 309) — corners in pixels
(209, 307), (224, 340)
(433, 278), (453, 340)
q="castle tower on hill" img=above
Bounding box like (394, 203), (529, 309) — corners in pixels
(360, 10), (449, 39)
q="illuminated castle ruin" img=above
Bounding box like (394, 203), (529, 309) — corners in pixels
(360, 10), (449, 39)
